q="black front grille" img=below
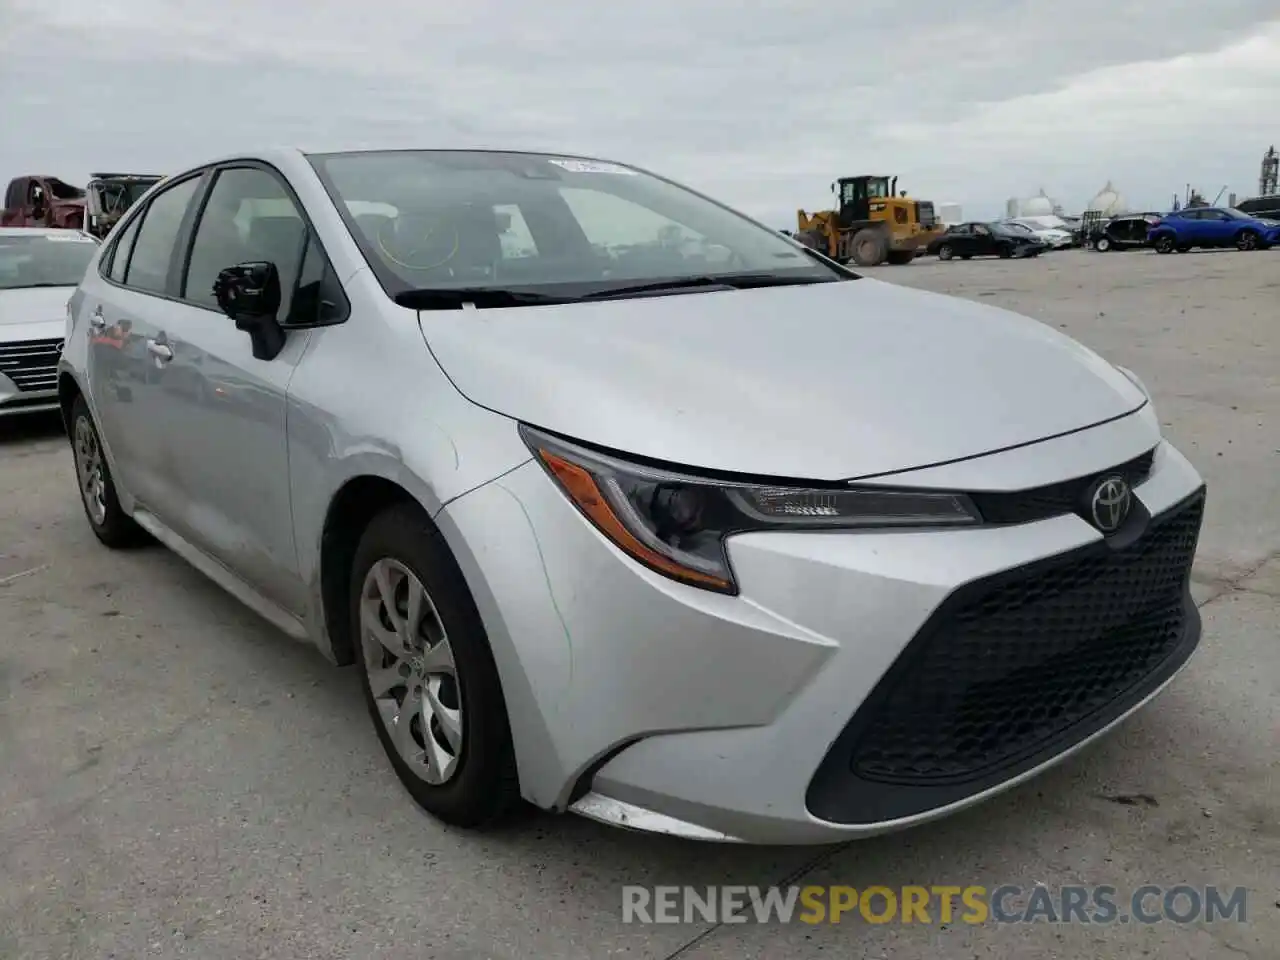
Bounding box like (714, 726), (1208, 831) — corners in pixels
(849, 490), (1202, 785)
(970, 448), (1156, 526)
(0, 338), (62, 393)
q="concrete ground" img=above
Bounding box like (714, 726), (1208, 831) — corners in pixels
(1, 248), (1276, 960)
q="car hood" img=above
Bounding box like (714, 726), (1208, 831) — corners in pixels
(0, 286), (74, 327)
(417, 279), (1146, 481)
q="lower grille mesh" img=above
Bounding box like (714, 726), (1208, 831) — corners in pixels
(847, 491), (1204, 784)
(0, 338), (62, 393)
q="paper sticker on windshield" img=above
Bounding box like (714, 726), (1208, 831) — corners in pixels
(547, 159), (637, 175)
(44, 233), (96, 242)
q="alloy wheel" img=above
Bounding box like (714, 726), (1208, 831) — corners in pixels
(73, 416), (108, 526)
(359, 558), (463, 785)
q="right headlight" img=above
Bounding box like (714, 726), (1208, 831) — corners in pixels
(520, 425), (981, 594)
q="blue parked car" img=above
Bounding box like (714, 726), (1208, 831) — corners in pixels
(1148, 207), (1280, 254)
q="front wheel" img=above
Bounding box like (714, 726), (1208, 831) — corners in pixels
(352, 504), (521, 828)
(1094, 236), (1112, 252)
(937, 244), (954, 261)
(1236, 229), (1260, 251)
(69, 395), (149, 548)
(1153, 234), (1175, 254)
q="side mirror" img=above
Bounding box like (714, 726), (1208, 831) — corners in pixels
(213, 261), (286, 361)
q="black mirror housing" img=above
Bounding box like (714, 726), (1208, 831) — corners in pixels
(214, 261), (286, 361)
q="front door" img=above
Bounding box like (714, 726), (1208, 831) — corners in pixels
(970, 224), (996, 256)
(143, 164), (317, 613)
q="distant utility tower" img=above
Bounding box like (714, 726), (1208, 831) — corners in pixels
(1262, 146), (1279, 196)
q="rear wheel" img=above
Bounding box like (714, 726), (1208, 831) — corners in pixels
(69, 396), (149, 548)
(1153, 234), (1175, 254)
(352, 504), (521, 827)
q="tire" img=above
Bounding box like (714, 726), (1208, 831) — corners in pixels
(849, 229), (888, 267)
(937, 244), (954, 261)
(69, 395), (149, 548)
(351, 503), (520, 828)
(1094, 236), (1111, 252)
(1153, 234), (1175, 254)
(1236, 229), (1260, 251)
(795, 229), (826, 254)
(886, 250), (914, 265)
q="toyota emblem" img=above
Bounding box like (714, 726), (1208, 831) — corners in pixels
(1088, 475), (1132, 533)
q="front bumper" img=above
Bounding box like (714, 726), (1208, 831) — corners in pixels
(0, 333), (63, 416)
(438, 416), (1205, 845)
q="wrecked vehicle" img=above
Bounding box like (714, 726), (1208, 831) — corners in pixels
(84, 173), (164, 237)
(2, 173), (163, 238)
(1, 175), (86, 230)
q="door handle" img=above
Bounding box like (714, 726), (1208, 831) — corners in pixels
(89, 307), (106, 331)
(146, 339), (173, 363)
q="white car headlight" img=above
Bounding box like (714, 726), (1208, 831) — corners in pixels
(521, 425), (981, 594)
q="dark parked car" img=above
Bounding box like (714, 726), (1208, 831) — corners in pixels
(1092, 214), (1161, 252)
(926, 222), (1044, 260)
(1235, 195), (1280, 219)
(1147, 207), (1280, 253)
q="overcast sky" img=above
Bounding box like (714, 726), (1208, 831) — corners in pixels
(2, 0), (1277, 224)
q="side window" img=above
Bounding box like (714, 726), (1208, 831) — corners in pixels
(107, 213), (143, 283)
(183, 167), (306, 317)
(126, 177), (200, 294)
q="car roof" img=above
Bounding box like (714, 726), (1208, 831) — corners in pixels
(0, 226), (96, 239)
(175, 144), (628, 174)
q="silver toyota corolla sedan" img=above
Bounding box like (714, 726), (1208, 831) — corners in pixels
(58, 147), (1206, 844)
(1, 227), (98, 416)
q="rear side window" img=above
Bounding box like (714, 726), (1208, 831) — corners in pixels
(107, 214), (143, 283)
(125, 177), (200, 295)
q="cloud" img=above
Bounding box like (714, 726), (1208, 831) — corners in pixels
(1, 0), (1277, 222)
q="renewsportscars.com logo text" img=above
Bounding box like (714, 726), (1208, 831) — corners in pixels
(621, 885), (1249, 925)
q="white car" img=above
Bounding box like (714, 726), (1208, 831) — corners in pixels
(1009, 217), (1075, 249)
(58, 147), (1206, 844)
(0, 227), (99, 417)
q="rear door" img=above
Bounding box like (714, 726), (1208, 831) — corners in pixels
(82, 173), (205, 511)
(143, 163), (323, 612)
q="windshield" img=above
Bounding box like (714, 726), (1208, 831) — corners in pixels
(1004, 222), (1036, 234)
(1221, 208), (1253, 220)
(0, 233), (98, 289)
(308, 150), (842, 298)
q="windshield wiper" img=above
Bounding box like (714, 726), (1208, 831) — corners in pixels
(394, 288), (571, 310)
(395, 272), (840, 311)
(576, 273), (837, 301)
